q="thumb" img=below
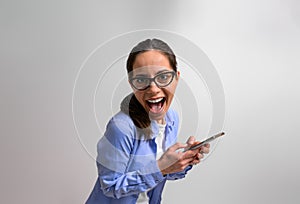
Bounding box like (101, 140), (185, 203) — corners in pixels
(186, 136), (196, 146)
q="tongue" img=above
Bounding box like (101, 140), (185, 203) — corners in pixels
(148, 101), (163, 113)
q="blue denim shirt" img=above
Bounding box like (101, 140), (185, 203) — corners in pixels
(86, 109), (192, 204)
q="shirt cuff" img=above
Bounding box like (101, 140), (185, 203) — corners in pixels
(138, 159), (165, 186)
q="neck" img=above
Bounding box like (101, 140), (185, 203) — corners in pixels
(156, 118), (165, 125)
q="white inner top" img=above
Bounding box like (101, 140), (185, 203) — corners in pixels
(136, 123), (166, 204)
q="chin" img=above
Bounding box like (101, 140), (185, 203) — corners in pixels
(149, 113), (165, 121)
(148, 107), (167, 122)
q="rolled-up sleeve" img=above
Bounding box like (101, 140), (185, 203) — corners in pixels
(96, 117), (165, 199)
(166, 165), (193, 180)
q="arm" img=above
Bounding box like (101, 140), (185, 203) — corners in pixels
(96, 116), (165, 199)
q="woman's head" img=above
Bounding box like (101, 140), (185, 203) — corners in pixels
(125, 39), (180, 124)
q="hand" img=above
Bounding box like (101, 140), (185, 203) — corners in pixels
(185, 136), (210, 165)
(190, 143), (210, 165)
(157, 136), (206, 175)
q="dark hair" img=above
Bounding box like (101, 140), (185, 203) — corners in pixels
(126, 38), (177, 77)
(120, 39), (177, 137)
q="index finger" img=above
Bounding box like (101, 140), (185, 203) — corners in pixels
(181, 149), (199, 159)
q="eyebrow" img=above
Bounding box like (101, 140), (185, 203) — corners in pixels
(156, 69), (171, 74)
(134, 69), (172, 77)
(134, 74), (149, 77)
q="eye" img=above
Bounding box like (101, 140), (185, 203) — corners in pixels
(157, 73), (171, 82)
(158, 74), (168, 80)
(136, 78), (147, 84)
(132, 77), (150, 87)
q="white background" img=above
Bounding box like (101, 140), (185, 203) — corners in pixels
(1, 0), (299, 203)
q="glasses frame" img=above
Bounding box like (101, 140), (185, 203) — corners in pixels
(129, 71), (176, 91)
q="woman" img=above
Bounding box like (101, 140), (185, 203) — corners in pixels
(86, 38), (210, 204)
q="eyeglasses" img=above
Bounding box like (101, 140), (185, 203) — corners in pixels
(129, 71), (176, 90)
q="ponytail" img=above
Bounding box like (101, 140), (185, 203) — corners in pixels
(120, 93), (152, 138)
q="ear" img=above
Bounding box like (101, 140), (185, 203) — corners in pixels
(176, 70), (180, 79)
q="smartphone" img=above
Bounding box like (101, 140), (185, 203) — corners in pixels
(183, 132), (225, 152)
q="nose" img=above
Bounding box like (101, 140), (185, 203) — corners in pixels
(147, 81), (161, 93)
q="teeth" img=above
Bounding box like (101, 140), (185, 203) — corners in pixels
(147, 98), (164, 103)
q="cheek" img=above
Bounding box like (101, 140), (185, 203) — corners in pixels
(134, 92), (145, 104)
(165, 86), (177, 98)
(163, 87), (177, 106)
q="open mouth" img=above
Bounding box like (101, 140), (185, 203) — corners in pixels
(146, 97), (166, 113)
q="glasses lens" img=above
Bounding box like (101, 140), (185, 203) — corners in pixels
(155, 72), (174, 86)
(132, 78), (150, 90)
